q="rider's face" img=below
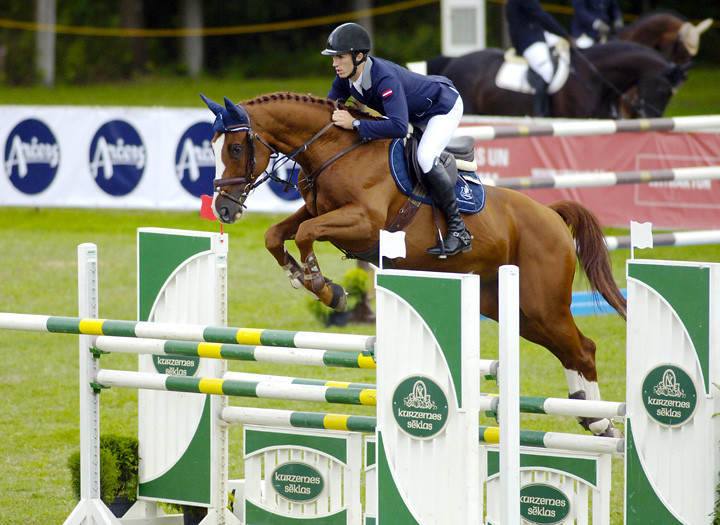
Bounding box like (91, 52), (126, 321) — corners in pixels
(331, 53), (361, 80)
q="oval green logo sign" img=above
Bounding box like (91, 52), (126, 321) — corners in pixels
(153, 355), (200, 376)
(392, 375), (449, 439)
(641, 364), (697, 426)
(520, 484), (571, 524)
(271, 463), (324, 502)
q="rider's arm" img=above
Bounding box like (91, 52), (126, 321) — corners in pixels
(356, 75), (409, 141)
(571, 0), (595, 33)
(532, 1), (569, 39)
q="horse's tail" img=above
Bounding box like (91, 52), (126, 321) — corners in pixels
(549, 200), (627, 320)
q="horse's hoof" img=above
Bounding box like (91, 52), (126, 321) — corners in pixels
(328, 282), (347, 312)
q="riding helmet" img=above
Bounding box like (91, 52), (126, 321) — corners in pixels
(322, 23), (372, 56)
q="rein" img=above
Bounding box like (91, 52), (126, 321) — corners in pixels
(213, 102), (368, 214)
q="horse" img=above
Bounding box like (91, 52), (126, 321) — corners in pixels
(201, 92), (628, 438)
(615, 11), (712, 117)
(618, 10), (713, 66)
(426, 40), (685, 118)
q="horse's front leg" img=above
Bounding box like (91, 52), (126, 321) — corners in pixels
(265, 206), (313, 290)
(295, 205), (377, 312)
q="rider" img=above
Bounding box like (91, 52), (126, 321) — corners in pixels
(322, 22), (472, 258)
(505, 0), (570, 117)
(571, 0), (624, 49)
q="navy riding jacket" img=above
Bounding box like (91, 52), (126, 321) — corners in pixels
(327, 57), (460, 141)
(505, 0), (569, 55)
(570, 0), (623, 40)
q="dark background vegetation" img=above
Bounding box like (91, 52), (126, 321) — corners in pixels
(0, 0), (718, 85)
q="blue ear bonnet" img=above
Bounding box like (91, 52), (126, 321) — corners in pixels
(200, 94), (251, 133)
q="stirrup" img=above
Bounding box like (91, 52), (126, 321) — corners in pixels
(427, 230), (472, 259)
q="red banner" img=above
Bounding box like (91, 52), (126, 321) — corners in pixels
(462, 121), (720, 229)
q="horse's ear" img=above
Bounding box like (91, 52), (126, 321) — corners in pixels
(224, 97), (250, 127)
(200, 93), (224, 115)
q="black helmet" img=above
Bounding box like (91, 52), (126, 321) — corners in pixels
(322, 23), (372, 56)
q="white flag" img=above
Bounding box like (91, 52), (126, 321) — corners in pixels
(379, 230), (406, 260)
(631, 221), (653, 249)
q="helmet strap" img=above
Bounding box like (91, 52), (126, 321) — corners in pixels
(350, 51), (367, 79)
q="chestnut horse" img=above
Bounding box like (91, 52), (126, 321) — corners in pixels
(618, 10), (713, 66)
(202, 92), (626, 437)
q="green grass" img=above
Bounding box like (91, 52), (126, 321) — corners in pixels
(1, 207), (719, 524)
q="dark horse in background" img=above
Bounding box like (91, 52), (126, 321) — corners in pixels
(427, 40), (685, 118)
(616, 10), (713, 117)
(202, 92), (627, 437)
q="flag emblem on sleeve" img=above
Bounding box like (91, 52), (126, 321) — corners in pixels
(382, 89), (393, 98)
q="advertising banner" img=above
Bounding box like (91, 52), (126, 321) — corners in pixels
(462, 117), (720, 229)
(2, 106), (719, 229)
(0, 105), (303, 214)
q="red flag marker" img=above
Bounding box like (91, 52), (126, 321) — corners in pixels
(200, 194), (217, 221)
(200, 194), (223, 235)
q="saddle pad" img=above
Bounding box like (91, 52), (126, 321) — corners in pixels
(388, 139), (485, 214)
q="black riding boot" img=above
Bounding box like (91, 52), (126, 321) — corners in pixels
(527, 69), (550, 118)
(424, 158), (473, 258)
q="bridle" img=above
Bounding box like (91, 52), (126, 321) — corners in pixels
(213, 102), (367, 213)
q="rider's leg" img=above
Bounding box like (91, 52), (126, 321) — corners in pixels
(416, 96), (472, 258)
(423, 158), (473, 257)
(523, 42), (555, 117)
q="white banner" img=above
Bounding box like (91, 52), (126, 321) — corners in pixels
(0, 105), (305, 213)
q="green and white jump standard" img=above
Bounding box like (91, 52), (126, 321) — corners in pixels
(626, 260), (720, 525)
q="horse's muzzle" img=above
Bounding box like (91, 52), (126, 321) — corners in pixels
(214, 192), (244, 224)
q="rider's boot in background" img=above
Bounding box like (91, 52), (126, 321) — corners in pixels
(527, 68), (551, 117)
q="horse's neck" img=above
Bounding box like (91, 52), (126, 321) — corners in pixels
(251, 101), (338, 154)
(621, 16), (681, 48)
(592, 48), (660, 91)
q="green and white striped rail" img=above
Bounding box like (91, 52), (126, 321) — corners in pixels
(222, 371), (375, 389)
(222, 406), (377, 433)
(93, 335), (376, 369)
(480, 394), (626, 419)
(0, 313), (375, 352)
(94, 370), (377, 406)
(479, 426), (624, 456)
(218, 407), (624, 456)
(460, 114), (720, 140)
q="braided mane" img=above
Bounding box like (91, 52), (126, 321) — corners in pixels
(244, 92), (377, 119)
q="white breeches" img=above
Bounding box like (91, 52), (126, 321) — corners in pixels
(522, 41), (555, 84)
(417, 95), (464, 173)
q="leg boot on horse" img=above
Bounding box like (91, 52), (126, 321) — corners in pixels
(424, 158), (473, 258)
(527, 68), (550, 117)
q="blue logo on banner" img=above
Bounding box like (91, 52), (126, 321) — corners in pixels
(175, 122), (214, 197)
(89, 120), (146, 196)
(4, 119), (60, 195)
(267, 155), (302, 201)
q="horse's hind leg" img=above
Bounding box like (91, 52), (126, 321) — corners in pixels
(519, 310), (622, 437)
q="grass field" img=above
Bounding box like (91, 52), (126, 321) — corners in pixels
(1, 69), (719, 523)
(1, 207), (719, 524)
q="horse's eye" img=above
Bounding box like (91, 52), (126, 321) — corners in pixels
(229, 144), (243, 157)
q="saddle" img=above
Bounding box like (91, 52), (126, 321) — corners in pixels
(496, 33), (571, 95)
(403, 127), (479, 190)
